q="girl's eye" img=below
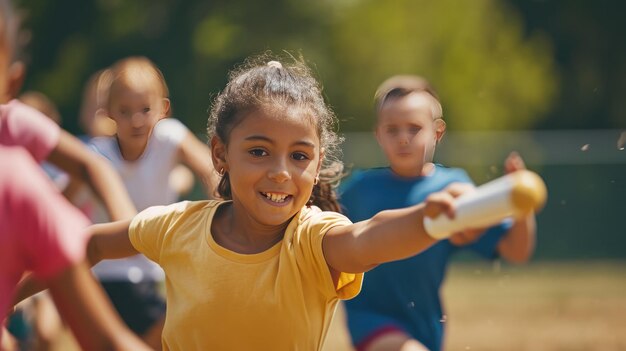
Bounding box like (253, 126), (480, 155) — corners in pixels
(386, 127), (399, 136)
(143, 107), (151, 113)
(409, 126), (422, 134)
(292, 152), (309, 161)
(249, 149), (267, 157)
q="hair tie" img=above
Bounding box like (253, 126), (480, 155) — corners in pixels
(267, 61), (282, 69)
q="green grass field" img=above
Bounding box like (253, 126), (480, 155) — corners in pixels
(324, 260), (626, 351)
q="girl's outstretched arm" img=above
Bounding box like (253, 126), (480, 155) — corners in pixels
(86, 219), (137, 265)
(324, 183), (471, 274)
(13, 220), (137, 306)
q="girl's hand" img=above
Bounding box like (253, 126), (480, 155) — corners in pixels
(423, 182), (475, 220)
(425, 183), (493, 244)
(449, 228), (486, 246)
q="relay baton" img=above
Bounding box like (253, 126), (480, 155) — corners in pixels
(423, 170), (547, 239)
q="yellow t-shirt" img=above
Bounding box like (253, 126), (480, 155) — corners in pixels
(129, 200), (363, 351)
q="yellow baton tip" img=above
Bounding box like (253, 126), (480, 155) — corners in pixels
(510, 170), (548, 214)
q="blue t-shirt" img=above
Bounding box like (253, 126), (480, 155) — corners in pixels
(340, 165), (509, 351)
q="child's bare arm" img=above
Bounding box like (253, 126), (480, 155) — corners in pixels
(170, 164), (195, 197)
(178, 131), (219, 199)
(497, 214), (536, 263)
(1, 326), (18, 351)
(47, 261), (152, 351)
(13, 220), (137, 306)
(324, 183), (470, 273)
(47, 130), (137, 221)
(497, 151), (536, 263)
(86, 219), (138, 265)
(447, 152), (538, 259)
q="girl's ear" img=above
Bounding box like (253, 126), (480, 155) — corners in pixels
(211, 135), (228, 173)
(94, 108), (117, 136)
(434, 118), (446, 144)
(162, 98), (171, 118)
(316, 148), (325, 175)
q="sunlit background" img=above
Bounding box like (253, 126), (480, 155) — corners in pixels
(15, 0), (626, 349)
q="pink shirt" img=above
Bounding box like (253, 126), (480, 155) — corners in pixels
(0, 146), (90, 320)
(0, 99), (60, 162)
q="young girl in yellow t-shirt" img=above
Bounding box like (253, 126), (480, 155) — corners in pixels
(19, 54), (479, 350)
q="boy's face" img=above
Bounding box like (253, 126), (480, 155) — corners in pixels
(375, 91), (445, 177)
(106, 82), (168, 155)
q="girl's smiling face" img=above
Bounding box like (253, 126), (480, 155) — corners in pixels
(213, 106), (322, 229)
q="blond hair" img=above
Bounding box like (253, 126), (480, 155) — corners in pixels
(107, 56), (169, 108)
(79, 68), (116, 136)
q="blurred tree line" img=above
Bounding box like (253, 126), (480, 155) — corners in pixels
(15, 0), (624, 136)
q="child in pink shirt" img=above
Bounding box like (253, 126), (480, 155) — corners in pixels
(0, 99), (59, 161)
(0, 98), (137, 221)
(0, 145), (151, 351)
(0, 146), (89, 317)
(0, 1), (148, 349)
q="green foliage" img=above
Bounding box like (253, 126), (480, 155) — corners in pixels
(322, 0), (558, 131)
(34, 35), (89, 107)
(16, 0), (618, 135)
(193, 15), (243, 61)
(510, 0), (626, 129)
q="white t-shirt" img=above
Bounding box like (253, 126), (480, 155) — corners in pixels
(89, 118), (189, 282)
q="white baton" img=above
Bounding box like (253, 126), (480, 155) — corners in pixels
(424, 170), (547, 239)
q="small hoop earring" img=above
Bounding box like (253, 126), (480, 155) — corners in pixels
(218, 168), (225, 176)
(313, 176), (319, 185)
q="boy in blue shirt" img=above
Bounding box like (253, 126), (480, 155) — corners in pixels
(340, 75), (536, 351)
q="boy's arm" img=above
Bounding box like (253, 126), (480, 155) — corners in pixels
(47, 130), (137, 221)
(496, 151), (536, 263)
(178, 131), (219, 199)
(47, 261), (152, 351)
(497, 214), (536, 263)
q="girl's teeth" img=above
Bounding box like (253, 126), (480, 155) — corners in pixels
(265, 192), (287, 203)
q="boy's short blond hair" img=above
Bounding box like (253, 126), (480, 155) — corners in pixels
(374, 75), (443, 120)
